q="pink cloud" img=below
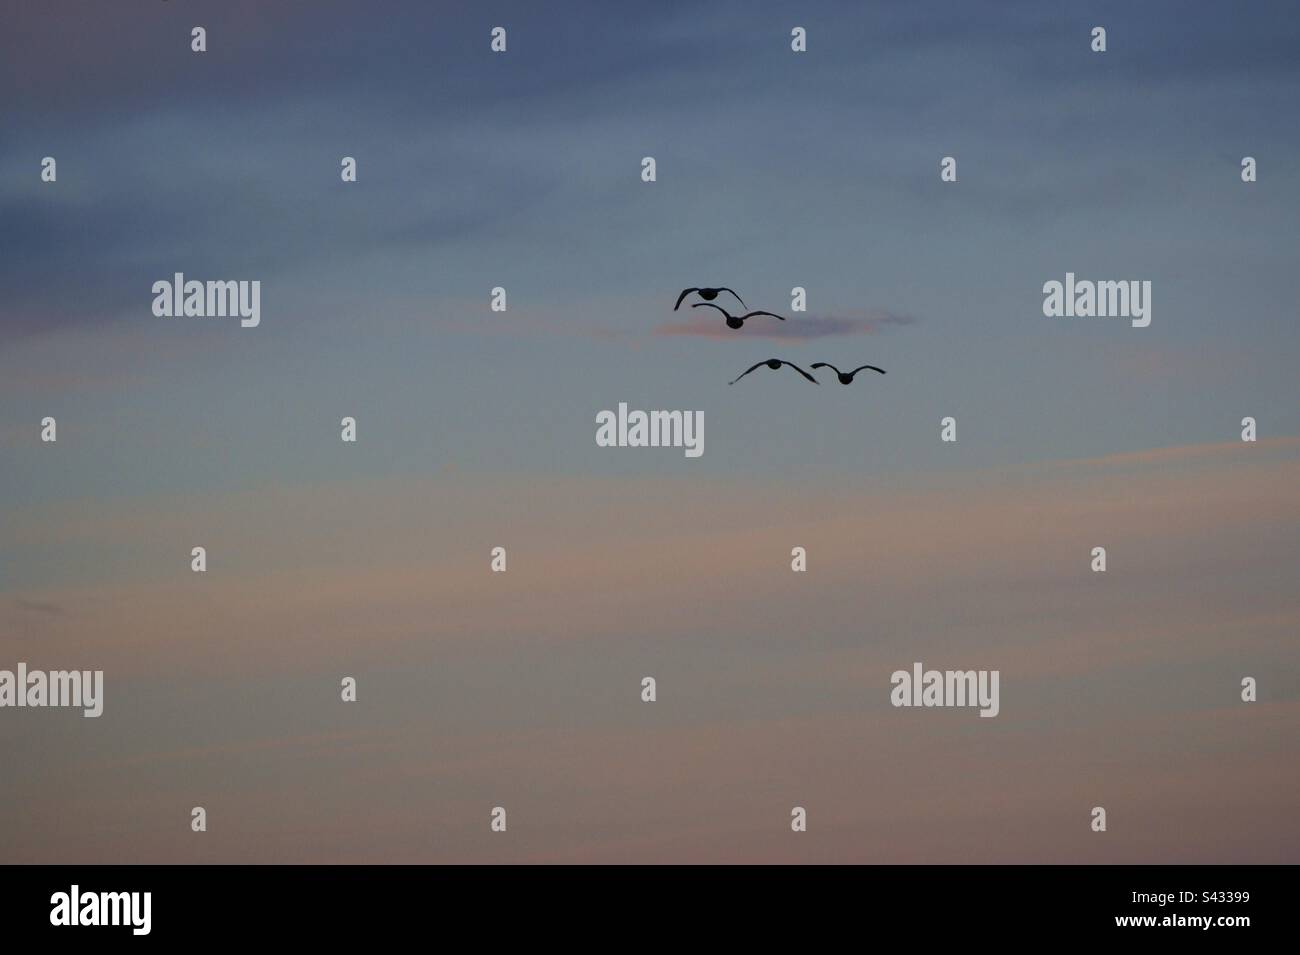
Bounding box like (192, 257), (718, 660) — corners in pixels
(655, 310), (916, 340)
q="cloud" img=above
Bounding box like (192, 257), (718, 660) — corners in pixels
(1039, 435), (1300, 472)
(5, 443), (1299, 862)
(13, 598), (62, 616)
(654, 310), (916, 340)
(9, 439), (1298, 681)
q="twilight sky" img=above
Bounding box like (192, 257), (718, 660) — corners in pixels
(1, 0), (1297, 862)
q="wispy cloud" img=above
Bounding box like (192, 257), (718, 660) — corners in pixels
(654, 310), (916, 340)
(13, 597), (63, 616)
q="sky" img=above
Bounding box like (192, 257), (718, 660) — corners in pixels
(0, 0), (1297, 863)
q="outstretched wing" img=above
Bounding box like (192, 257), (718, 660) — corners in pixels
(781, 361), (820, 384)
(851, 364), (886, 376)
(716, 287), (746, 308)
(742, 310), (786, 321)
(728, 361), (770, 385)
(810, 362), (840, 374)
(692, 301), (732, 319)
(673, 288), (701, 310)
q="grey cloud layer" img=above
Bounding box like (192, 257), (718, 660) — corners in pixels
(5, 1), (1297, 343)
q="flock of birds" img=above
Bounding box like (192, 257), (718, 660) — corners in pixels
(673, 286), (887, 385)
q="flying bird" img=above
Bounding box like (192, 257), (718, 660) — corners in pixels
(729, 359), (819, 385)
(811, 362), (887, 384)
(692, 302), (787, 330)
(674, 287), (746, 310)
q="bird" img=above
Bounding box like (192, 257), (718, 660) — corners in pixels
(729, 359), (819, 385)
(674, 287), (746, 310)
(692, 302), (787, 330)
(811, 362), (886, 384)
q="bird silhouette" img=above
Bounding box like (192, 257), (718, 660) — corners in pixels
(811, 362), (886, 384)
(729, 359), (819, 385)
(674, 287), (746, 310)
(692, 302), (787, 330)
